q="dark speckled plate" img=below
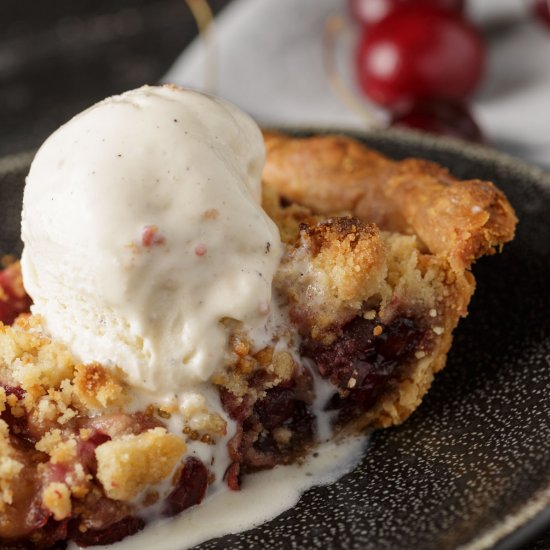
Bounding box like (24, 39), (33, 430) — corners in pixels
(1, 129), (549, 550)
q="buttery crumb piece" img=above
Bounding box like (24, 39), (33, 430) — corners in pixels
(2, 324), (74, 392)
(271, 351), (295, 381)
(236, 356), (255, 374)
(36, 429), (77, 464)
(276, 216), (391, 343)
(0, 420), (23, 511)
(42, 482), (72, 520)
(35, 429), (64, 455)
(95, 428), (186, 501)
(0, 456), (23, 509)
(254, 346), (274, 366)
(73, 363), (126, 409)
(180, 393), (227, 436)
(304, 217), (388, 303)
(273, 427), (292, 446)
(79, 428), (93, 441)
(0, 387), (6, 413)
(65, 463), (92, 499)
(39, 379), (77, 425)
(230, 333), (250, 357)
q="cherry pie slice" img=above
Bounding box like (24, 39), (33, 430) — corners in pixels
(0, 132), (517, 548)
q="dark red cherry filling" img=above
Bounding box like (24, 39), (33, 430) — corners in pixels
(163, 457), (209, 518)
(221, 371), (315, 490)
(252, 391), (315, 458)
(221, 313), (426, 488)
(69, 516), (145, 548)
(303, 315), (426, 424)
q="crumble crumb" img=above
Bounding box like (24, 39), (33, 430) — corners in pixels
(73, 363), (127, 409)
(0, 387), (6, 413)
(36, 429), (77, 464)
(180, 393), (226, 436)
(95, 427), (186, 501)
(0, 420), (23, 511)
(42, 482), (72, 520)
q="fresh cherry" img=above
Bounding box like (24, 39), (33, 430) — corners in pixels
(355, 6), (485, 107)
(349, 0), (464, 28)
(390, 99), (484, 143)
(533, 0), (550, 27)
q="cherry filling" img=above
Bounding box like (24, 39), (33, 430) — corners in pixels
(69, 516), (145, 548)
(303, 315), (426, 424)
(163, 457), (209, 518)
(252, 387), (315, 458)
(221, 372), (315, 490)
(221, 315), (425, 488)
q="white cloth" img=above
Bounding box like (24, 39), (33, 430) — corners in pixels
(164, 0), (550, 168)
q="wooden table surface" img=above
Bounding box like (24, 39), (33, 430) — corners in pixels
(0, 1), (547, 549)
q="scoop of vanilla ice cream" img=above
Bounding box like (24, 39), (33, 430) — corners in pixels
(21, 85), (282, 395)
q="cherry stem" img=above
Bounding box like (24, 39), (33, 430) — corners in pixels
(323, 14), (384, 129)
(184, 0), (218, 94)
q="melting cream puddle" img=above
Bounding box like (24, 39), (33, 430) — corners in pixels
(76, 435), (369, 550)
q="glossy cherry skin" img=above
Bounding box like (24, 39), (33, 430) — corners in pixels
(355, 6), (485, 107)
(391, 99), (484, 143)
(533, 0), (550, 27)
(349, 0), (464, 28)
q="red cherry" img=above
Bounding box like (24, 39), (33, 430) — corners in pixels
(355, 6), (485, 107)
(390, 99), (484, 142)
(533, 0), (550, 27)
(349, 0), (464, 28)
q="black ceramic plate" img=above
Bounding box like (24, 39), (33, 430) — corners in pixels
(1, 129), (549, 550)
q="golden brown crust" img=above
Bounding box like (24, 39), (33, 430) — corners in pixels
(263, 132), (393, 221)
(262, 132), (518, 272)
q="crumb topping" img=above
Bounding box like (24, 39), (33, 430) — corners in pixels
(73, 363), (127, 410)
(42, 482), (72, 520)
(95, 428), (186, 501)
(0, 420), (23, 511)
(0, 311), (191, 542)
